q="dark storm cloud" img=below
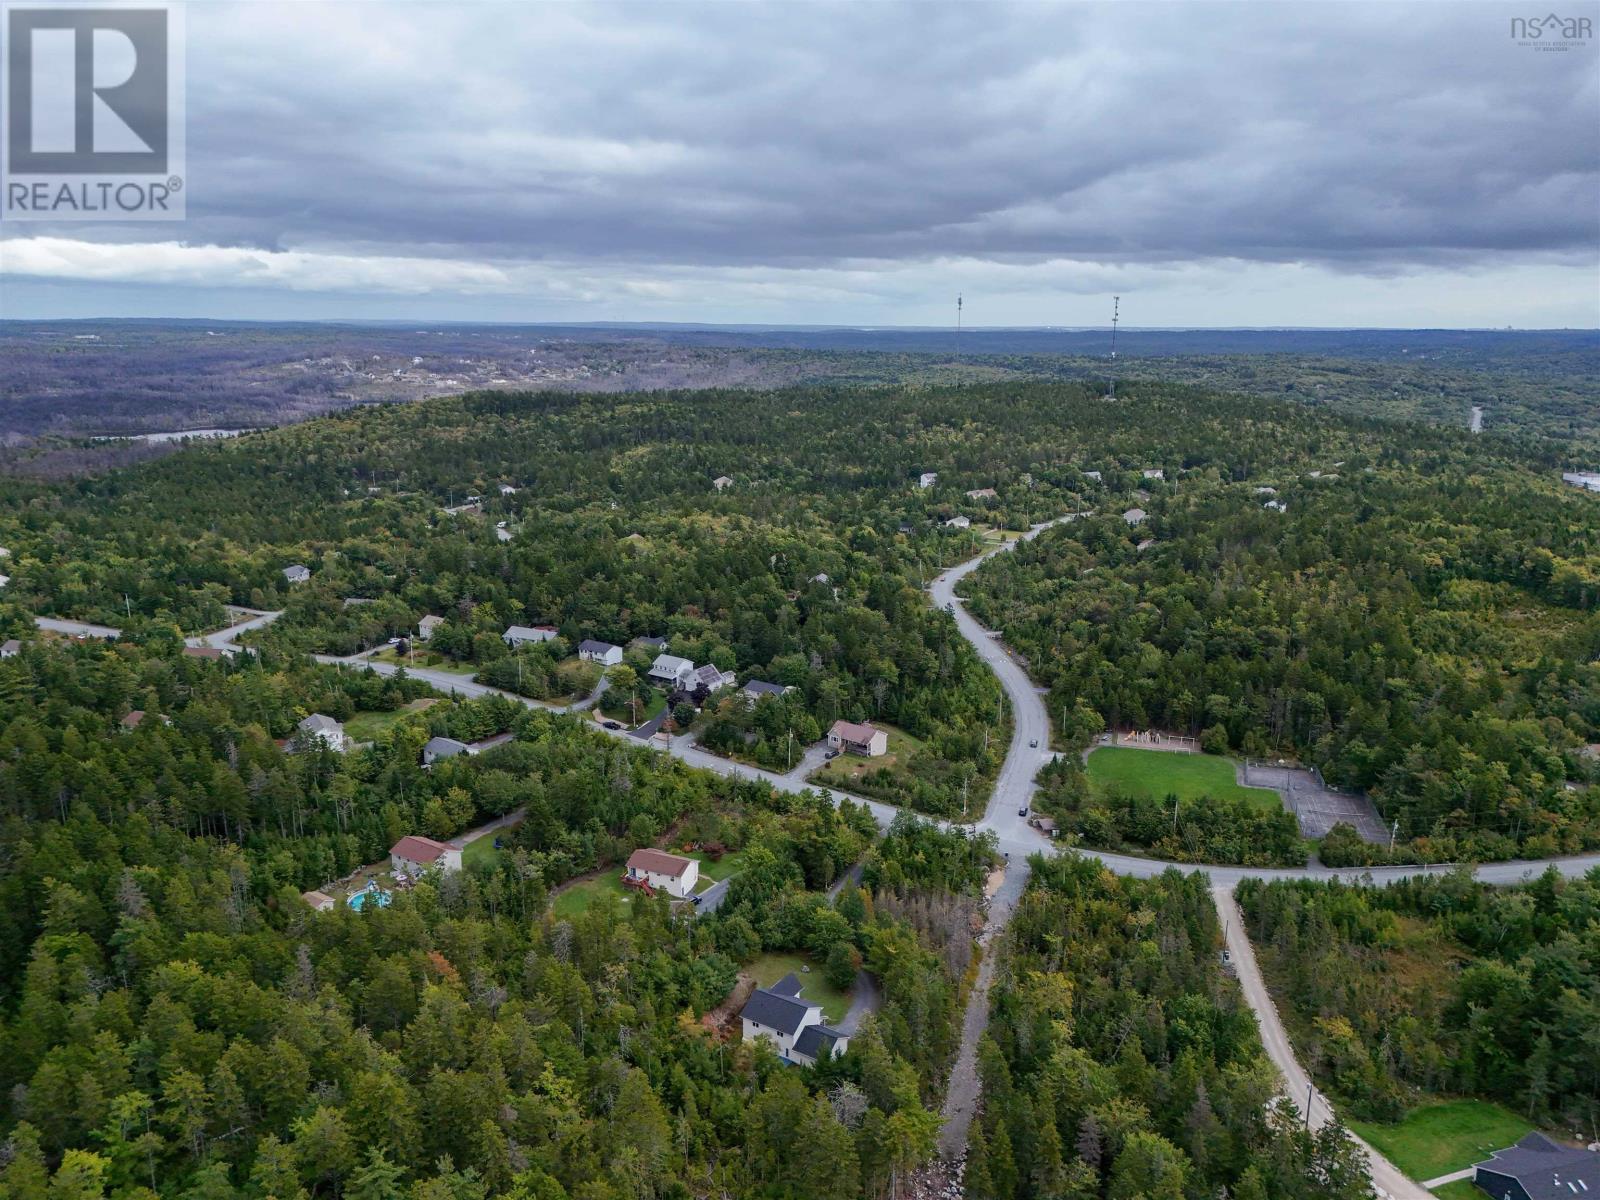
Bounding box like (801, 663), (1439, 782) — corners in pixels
(107, 0), (1600, 271)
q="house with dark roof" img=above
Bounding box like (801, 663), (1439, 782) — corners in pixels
(741, 679), (792, 702)
(1473, 1133), (1598, 1200)
(693, 663), (732, 694)
(578, 639), (623, 666)
(631, 634), (668, 652)
(739, 974), (850, 1066)
(422, 736), (476, 766)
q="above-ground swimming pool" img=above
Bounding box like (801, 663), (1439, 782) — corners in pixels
(347, 887), (392, 911)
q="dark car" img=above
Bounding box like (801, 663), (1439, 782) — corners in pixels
(1018, 806), (1028, 817)
(602, 720), (622, 730)
(1029, 739), (1038, 748)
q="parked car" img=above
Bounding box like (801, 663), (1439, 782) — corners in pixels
(825, 749), (838, 759)
(1220, 948), (1233, 965)
(602, 720), (622, 730)
(1029, 738), (1038, 748)
(1018, 806), (1028, 817)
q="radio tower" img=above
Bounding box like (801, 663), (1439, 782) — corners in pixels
(1105, 295), (1121, 400)
(955, 294), (963, 363)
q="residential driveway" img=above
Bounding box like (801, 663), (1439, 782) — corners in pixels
(693, 876), (732, 915)
(1214, 885), (1431, 1200)
(630, 707), (670, 740)
(827, 860), (864, 901)
(837, 968), (881, 1036)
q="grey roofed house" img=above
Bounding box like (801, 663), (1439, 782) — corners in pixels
(694, 663), (732, 691)
(740, 983), (812, 1036)
(769, 973), (803, 998)
(0, 638), (20, 658)
(299, 713), (342, 735)
(282, 564), (311, 584)
(631, 635), (668, 650)
(1472, 1132), (1598, 1200)
(1122, 508), (1147, 525)
(423, 736), (475, 764)
(793, 1024), (848, 1060)
(1082, 470), (1103, 482)
(742, 679), (789, 699)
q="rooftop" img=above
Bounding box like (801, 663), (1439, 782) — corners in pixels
(626, 847), (695, 877)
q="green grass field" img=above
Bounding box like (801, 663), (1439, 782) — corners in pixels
(746, 953), (850, 1023)
(1085, 747), (1280, 812)
(1348, 1099), (1533, 1183)
(599, 687), (667, 727)
(367, 645), (476, 674)
(344, 698), (440, 741)
(550, 870), (632, 919)
(1431, 1182), (1480, 1200)
(807, 724), (924, 790)
(461, 823), (520, 870)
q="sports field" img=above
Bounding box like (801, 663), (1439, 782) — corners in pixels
(1086, 747), (1280, 811)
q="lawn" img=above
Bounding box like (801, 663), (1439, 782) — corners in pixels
(550, 870), (632, 919)
(806, 724), (924, 791)
(682, 848), (747, 887)
(554, 657), (602, 698)
(1431, 1183), (1480, 1200)
(1085, 747), (1280, 812)
(367, 645), (476, 674)
(746, 952), (850, 1024)
(599, 687), (667, 727)
(461, 822), (520, 869)
(344, 698), (440, 741)
(1348, 1099), (1534, 1183)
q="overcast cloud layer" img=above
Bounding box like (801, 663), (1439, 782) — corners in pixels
(3, 1), (1597, 326)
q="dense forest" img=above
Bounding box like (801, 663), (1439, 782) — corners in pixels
(963, 855), (1376, 1200)
(960, 439), (1600, 860)
(0, 627), (1010, 1197)
(1236, 871), (1600, 1138)
(3, 378), (1596, 849)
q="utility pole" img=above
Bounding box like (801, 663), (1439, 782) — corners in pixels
(1106, 295), (1120, 400)
(1390, 819), (1399, 853)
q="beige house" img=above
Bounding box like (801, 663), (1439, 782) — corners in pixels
(828, 719), (888, 757)
(624, 848), (700, 898)
(301, 890), (337, 912)
(389, 835), (463, 876)
(417, 614), (445, 640)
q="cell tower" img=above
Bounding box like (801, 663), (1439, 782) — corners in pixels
(955, 293), (963, 363)
(1106, 295), (1121, 400)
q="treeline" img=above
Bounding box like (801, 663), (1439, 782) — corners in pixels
(962, 457), (1600, 860)
(964, 855), (1375, 1199)
(1236, 871), (1600, 1132)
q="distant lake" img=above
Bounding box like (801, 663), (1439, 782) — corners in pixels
(93, 428), (248, 444)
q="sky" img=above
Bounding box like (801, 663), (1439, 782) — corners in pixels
(2, 1), (1598, 327)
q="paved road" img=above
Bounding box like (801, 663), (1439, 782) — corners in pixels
(1215, 886), (1429, 1200)
(35, 616), (122, 639)
(192, 607), (282, 650)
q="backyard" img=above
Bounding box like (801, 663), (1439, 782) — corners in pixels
(598, 685), (667, 728)
(548, 847), (743, 919)
(554, 657), (603, 699)
(1347, 1099), (1534, 1184)
(344, 697), (441, 741)
(1086, 746), (1280, 812)
(746, 952), (850, 1023)
(806, 723), (924, 792)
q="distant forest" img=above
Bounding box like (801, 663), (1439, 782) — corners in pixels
(2, 321), (1596, 469)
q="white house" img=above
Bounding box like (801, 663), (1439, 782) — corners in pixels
(417, 614), (445, 641)
(828, 719), (888, 757)
(712, 475), (733, 491)
(1122, 508), (1147, 526)
(390, 835), (462, 876)
(648, 653), (697, 689)
(1, 639), (20, 658)
(1142, 468), (1165, 481)
(1082, 470), (1103, 482)
(296, 713), (350, 753)
(944, 515), (971, 529)
(693, 663), (733, 694)
(282, 564), (311, 584)
(1264, 499), (1288, 513)
(624, 848), (700, 898)
(918, 472), (938, 489)
(578, 639), (623, 666)
(966, 487), (997, 501)
(0, 574), (9, 588)
(740, 974), (850, 1066)
(498, 483), (519, 496)
(503, 624), (558, 648)
(741, 679), (792, 702)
